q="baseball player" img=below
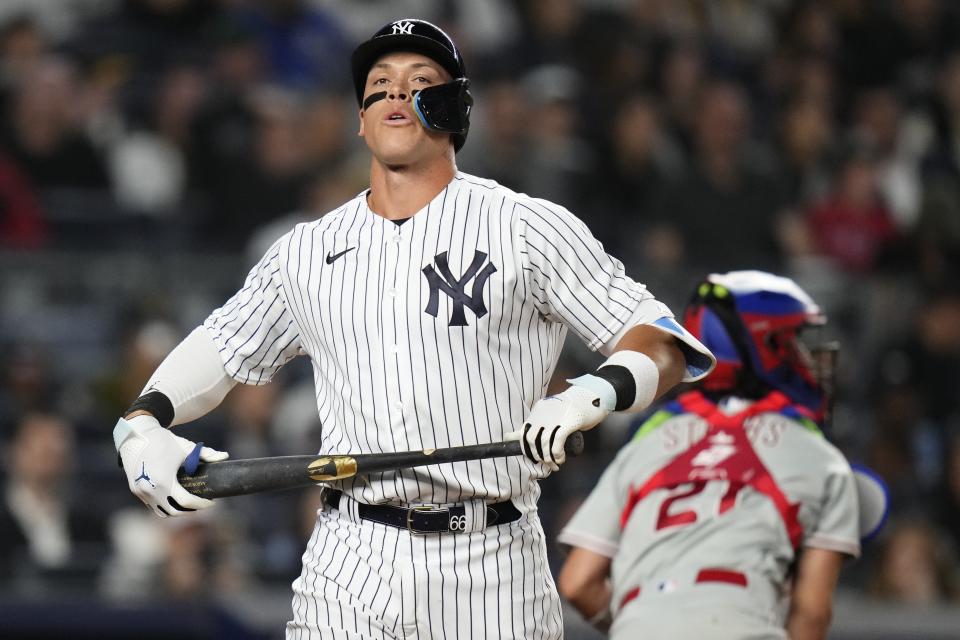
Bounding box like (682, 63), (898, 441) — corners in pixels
(111, 19), (715, 639)
(557, 270), (867, 640)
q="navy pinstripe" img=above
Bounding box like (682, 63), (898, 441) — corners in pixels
(203, 172), (684, 638)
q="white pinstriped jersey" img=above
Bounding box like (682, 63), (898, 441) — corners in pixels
(204, 171), (693, 510)
(559, 394), (860, 636)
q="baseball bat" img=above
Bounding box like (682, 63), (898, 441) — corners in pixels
(178, 431), (584, 499)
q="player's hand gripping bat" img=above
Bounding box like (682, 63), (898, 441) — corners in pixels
(178, 432), (585, 499)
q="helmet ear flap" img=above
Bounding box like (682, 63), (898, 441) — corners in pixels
(412, 78), (473, 149)
(684, 281), (770, 399)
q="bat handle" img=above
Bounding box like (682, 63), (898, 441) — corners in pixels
(565, 431), (585, 457)
(506, 430), (585, 458)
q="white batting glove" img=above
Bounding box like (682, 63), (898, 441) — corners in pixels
(521, 386), (608, 470)
(114, 415), (228, 518)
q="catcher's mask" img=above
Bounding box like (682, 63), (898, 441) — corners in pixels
(683, 270), (836, 420)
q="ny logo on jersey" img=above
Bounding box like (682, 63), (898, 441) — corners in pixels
(392, 20), (415, 35)
(691, 432), (737, 468)
(423, 250), (497, 327)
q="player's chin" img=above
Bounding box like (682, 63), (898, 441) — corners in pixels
(372, 129), (450, 164)
(370, 136), (423, 166)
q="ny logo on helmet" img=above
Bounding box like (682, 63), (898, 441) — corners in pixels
(423, 250), (497, 327)
(392, 20), (415, 35)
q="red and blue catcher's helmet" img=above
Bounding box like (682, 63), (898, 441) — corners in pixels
(683, 271), (830, 415)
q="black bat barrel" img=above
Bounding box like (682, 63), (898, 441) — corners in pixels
(178, 455), (317, 499)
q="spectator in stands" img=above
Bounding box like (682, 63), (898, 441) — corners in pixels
(93, 319), (180, 423)
(887, 0), (960, 100)
(870, 518), (959, 605)
(705, 0), (783, 64)
(201, 85), (314, 250)
(590, 92), (682, 261)
(0, 345), (58, 432)
(220, 383), (283, 460)
(776, 97), (834, 204)
(186, 15), (264, 228)
(101, 505), (251, 600)
(516, 64), (593, 212)
(74, 0), (221, 77)
(651, 80), (789, 272)
(792, 53), (837, 114)
(807, 143), (901, 273)
(232, 0), (350, 91)
(510, 0), (587, 71)
(656, 40), (705, 154)
(0, 15), (48, 107)
(0, 2), (94, 46)
(456, 76), (530, 193)
(937, 432), (960, 554)
(161, 510), (250, 599)
(868, 286), (960, 505)
(0, 152), (46, 248)
(109, 62), (206, 215)
(851, 86), (925, 229)
(0, 412), (107, 591)
(0, 55), (109, 190)
(916, 52), (960, 285)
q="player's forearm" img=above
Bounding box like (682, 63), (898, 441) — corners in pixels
(124, 326), (237, 426)
(558, 547), (613, 629)
(560, 574), (611, 625)
(569, 581), (611, 625)
(786, 548), (844, 640)
(521, 323), (689, 465)
(611, 323), (685, 398)
(786, 609), (832, 640)
(565, 323), (684, 417)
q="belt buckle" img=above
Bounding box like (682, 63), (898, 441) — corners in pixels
(406, 505), (448, 535)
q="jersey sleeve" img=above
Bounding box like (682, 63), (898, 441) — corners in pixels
(517, 198), (654, 351)
(203, 238), (303, 385)
(557, 447), (634, 558)
(517, 199), (715, 380)
(805, 454), (861, 558)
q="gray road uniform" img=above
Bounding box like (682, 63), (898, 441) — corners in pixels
(558, 390), (860, 639)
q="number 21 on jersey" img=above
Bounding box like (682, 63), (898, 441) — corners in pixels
(654, 480), (746, 530)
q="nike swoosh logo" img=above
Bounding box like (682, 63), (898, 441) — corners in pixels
(325, 247), (356, 264)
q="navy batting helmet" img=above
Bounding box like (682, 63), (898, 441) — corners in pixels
(351, 19), (472, 151)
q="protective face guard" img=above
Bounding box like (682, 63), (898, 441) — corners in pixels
(413, 78), (473, 134)
(765, 325), (835, 421)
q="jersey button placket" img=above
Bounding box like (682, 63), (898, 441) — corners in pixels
(384, 225), (407, 446)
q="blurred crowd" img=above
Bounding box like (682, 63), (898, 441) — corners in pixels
(2, 0), (960, 623)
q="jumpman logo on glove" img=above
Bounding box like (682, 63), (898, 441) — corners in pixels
(135, 461), (156, 489)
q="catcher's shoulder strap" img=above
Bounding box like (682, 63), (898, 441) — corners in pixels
(630, 390), (823, 442)
(677, 390), (824, 435)
(621, 390), (804, 548)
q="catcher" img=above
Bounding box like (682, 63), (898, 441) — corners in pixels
(557, 270), (885, 639)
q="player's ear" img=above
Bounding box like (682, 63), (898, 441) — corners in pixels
(358, 108), (365, 137)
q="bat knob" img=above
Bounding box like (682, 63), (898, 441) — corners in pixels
(565, 431), (585, 457)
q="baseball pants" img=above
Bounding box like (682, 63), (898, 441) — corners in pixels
(610, 580), (787, 640)
(287, 499), (563, 639)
